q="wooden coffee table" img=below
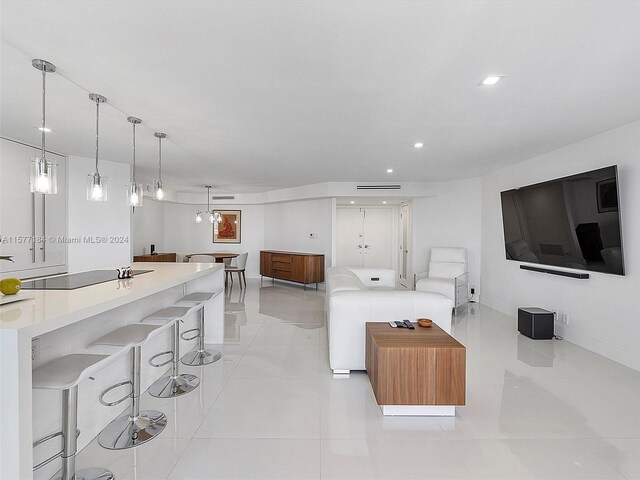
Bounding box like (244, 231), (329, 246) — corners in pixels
(365, 322), (466, 416)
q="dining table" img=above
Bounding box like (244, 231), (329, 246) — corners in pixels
(185, 252), (239, 263)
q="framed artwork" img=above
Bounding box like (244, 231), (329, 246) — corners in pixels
(213, 210), (241, 243)
(597, 178), (618, 213)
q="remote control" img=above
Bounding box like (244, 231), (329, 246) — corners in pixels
(388, 321), (397, 328)
(395, 321), (406, 328)
(403, 320), (415, 329)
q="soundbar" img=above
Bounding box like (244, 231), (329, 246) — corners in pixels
(520, 264), (589, 279)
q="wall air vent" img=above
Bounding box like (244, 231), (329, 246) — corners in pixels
(211, 195), (235, 200)
(356, 184), (402, 190)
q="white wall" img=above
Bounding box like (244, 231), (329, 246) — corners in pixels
(67, 156), (131, 272)
(481, 120), (640, 371)
(411, 178), (483, 297)
(264, 198), (334, 269)
(132, 197), (166, 255)
(163, 202), (265, 277)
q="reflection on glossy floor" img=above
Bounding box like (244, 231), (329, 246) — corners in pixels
(76, 280), (640, 479)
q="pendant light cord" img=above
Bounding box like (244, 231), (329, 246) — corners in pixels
(41, 69), (46, 160)
(158, 136), (162, 182)
(132, 122), (136, 184)
(95, 98), (100, 174)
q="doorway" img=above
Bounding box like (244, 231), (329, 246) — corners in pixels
(399, 204), (410, 287)
(336, 207), (393, 268)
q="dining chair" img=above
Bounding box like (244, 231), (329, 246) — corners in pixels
(225, 252), (248, 288)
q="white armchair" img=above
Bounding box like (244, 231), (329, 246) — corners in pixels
(414, 247), (469, 313)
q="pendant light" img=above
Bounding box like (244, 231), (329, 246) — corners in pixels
(153, 132), (166, 200)
(87, 93), (108, 201)
(30, 59), (58, 194)
(195, 186), (221, 224)
(126, 116), (143, 207)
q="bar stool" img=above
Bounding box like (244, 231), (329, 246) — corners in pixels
(91, 324), (170, 450)
(32, 354), (115, 480)
(141, 306), (199, 398)
(175, 291), (223, 366)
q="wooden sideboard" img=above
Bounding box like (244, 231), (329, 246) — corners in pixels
(133, 252), (177, 263)
(260, 250), (325, 290)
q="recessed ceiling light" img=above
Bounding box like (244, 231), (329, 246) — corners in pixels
(349, 201), (355, 204)
(382, 201), (387, 204)
(37, 126), (52, 132)
(386, 168), (393, 173)
(479, 75), (505, 86)
(414, 142), (424, 149)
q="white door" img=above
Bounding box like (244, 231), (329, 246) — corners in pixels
(336, 207), (393, 269)
(399, 204), (410, 287)
(362, 208), (392, 268)
(336, 208), (364, 267)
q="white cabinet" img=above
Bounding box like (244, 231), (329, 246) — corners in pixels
(0, 138), (67, 278)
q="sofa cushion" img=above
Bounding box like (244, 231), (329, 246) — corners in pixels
(328, 274), (365, 293)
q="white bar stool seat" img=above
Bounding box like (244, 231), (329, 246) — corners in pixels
(140, 306), (200, 398)
(174, 290), (223, 366)
(32, 354), (114, 480)
(90, 322), (173, 450)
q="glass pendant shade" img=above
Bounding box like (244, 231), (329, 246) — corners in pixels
(87, 172), (108, 201)
(30, 157), (58, 194)
(127, 183), (144, 207)
(195, 212), (203, 223)
(209, 211), (215, 224)
(153, 180), (164, 200)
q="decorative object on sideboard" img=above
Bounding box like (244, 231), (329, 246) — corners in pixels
(87, 93), (108, 201)
(125, 116), (144, 207)
(213, 210), (241, 243)
(153, 132), (166, 200)
(195, 186), (222, 225)
(30, 59), (59, 194)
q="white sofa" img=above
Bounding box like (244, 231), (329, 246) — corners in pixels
(326, 266), (453, 374)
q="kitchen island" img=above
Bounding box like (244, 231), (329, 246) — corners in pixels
(0, 262), (224, 480)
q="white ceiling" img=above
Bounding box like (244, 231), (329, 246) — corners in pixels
(2, 1), (640, 194)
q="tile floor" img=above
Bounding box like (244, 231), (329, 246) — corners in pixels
(76, 280), (640, 479)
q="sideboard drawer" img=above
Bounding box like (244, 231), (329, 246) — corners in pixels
(271, 254), (292, 264)
(273, 269), (293, 281)
(272, 261), (291, 271)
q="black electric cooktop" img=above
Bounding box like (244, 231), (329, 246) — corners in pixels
(20, 270), (153, 290)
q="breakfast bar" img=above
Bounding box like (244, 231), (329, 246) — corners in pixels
(0, 262), (224, 480)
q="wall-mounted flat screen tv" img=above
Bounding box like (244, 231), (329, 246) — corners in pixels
(500, 166), (624, 275)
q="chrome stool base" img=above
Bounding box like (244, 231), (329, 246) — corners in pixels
(181, 349), (222, 366)
(148, 373), (199, 398)
(56, 467), (115, 480)
(98, 410), (167, 450)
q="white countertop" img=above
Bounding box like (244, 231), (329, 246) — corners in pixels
(0, 262), (223, 336)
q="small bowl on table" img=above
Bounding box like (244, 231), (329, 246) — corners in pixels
(417, 318), (433, 328)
